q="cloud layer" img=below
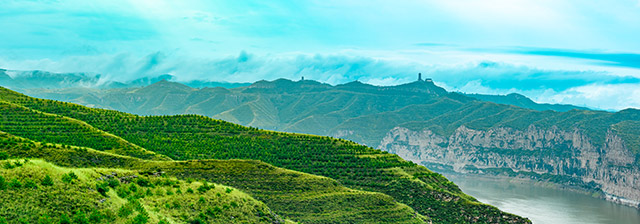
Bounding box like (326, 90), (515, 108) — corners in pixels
(2, 51), (639, 111)
(2, 0), (640, 110)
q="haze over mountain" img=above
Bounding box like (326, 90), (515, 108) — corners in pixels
(0, 69), (250, 90)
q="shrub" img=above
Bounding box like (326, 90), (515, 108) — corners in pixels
(3, 162), (14, 169)
(131, 213), (149, 224)
(128, 183), (138, 193)
(186, 188), (194, 194)
(18, 218), (28, 224)
(0, 151), (8, 160)
(0, 175), (5, 190)
(155, 188), (164, 196)
(187, 218), (205, 224)
(107, 178), (120, 188)
(72, 211), (88, 224)
(61, 172), (78, 183)
(116, 186), (130, 198)
(96, 182), (109, 196)
(136, 178), (151, 187)
(0, 217), (6, 224)
(101, 209), (116, 222)
(197, 183), (210, 193)
(88, 209), (103, 224)
(9, 178), (22, 189)
(117, 204), (133, 218)
(41, 175), (54, 186)
(24, 179), (38, 189)
(59, 214), (71, 224)
(37, 214), (53, 224)
(225, 188), (233, 194)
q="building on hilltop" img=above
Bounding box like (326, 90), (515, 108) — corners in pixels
(418, 73), (433, 82)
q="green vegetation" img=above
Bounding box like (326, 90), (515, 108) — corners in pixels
(467, 93), (588, 112)
(0, 131), (423, 223)
(0, 87), (529, 223)
(0, 157), (286, 224)
(0, 100), (163, 160)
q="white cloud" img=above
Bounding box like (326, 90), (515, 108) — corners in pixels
(2, 50), (640, 110)
(548, 84), (640, 110)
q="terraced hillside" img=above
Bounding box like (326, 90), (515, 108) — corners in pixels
(0, 131), (427, 224)
(0, 133), (289, 224)
(29, 79), (638, 208)
(0, 87), (529, 223)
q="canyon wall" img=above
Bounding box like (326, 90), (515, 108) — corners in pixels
(377, 125), (640, 208)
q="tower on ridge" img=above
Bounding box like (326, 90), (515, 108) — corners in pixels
(418, 73), (423, 81)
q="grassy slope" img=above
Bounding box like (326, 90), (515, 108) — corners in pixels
(0, 131), (287, 224)
(0, 87), (529, 223)
(0, 100), (163, 160)
(0, 134), (425, 223)
(0, 158), (288, 224)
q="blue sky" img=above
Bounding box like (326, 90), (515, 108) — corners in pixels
(1, 0), (640, 110)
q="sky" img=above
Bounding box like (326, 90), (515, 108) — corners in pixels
(1, 0), (640, 110)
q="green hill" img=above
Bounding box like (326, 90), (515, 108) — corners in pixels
(0, 131), (426, 224)
(0, 132), (289, 224)
(0, 87), (528, 223)
(16, 78), (640, 209)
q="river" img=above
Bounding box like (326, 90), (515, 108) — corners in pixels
(445, 173), (640, 224)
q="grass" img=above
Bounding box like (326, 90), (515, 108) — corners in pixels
(0, 131), (426, 224)
(0, 158), (286, 224)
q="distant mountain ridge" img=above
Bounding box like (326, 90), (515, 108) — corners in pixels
(0, 69), (251, 90)
(467, 92), (589, 112)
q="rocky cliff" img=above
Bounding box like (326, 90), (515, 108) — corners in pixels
(378, 125), (640, 208)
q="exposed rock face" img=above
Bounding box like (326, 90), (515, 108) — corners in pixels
(378, 125), (640, 208)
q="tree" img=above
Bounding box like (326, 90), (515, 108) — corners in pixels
(59, 214), (71, 224)
(24, 178), (38, 189)
(41, 175), (54, 186)
(0, 151), (8, 160)
(72, 211), (88, 224)
(62, 172), (78, 184)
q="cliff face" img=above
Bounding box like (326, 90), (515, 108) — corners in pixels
(378, 125), (640, 207)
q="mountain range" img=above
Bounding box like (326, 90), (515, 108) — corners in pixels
(0, 69), (250, 90)
(0, 86), (528, 223)
(9, 71), (640, 210)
